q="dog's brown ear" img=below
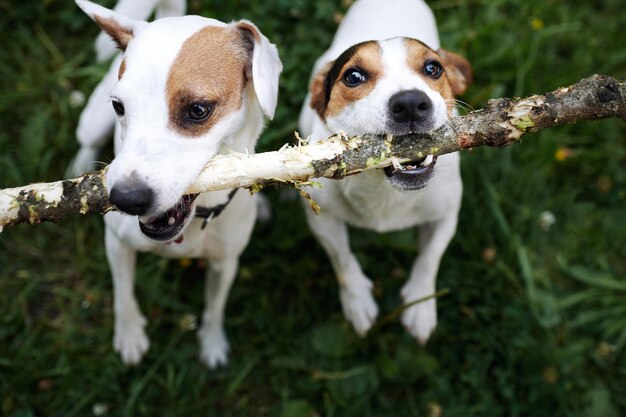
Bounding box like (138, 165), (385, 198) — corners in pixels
(76, 0), (147, 53)
(93, 16), (135, 52)
(439, 49), (473, 96)
(310, 61), (333, 119)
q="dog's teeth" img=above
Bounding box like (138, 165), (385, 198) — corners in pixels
(390, 157), (404, 170)
(168, 217), (175, 226)
(420, 155), (434, 166)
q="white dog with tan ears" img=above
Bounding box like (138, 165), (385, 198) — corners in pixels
(299, 0), (472, 343)
(75, 0), (282, 368)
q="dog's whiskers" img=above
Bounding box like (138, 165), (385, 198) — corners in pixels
(446, 109), (462, 123)
(444, 98), (473, 114)
(93, 160), (111, 169)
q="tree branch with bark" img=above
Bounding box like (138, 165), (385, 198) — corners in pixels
(1, 74), (625, 232)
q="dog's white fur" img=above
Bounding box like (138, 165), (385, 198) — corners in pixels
(76, 0), (282, 367)
(299, 0), (469, 342)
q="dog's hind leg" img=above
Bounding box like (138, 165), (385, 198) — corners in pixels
(401, 212), (458, 344)
(197, 255), (239, 368)
(305, 210), (379, 336)
(105, 226), (150, 365)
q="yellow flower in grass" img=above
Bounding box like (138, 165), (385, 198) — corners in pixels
(531, 17), (544, 30)
(542, 367), (559, 384)
(427, 402), (443, 417)
(555, 147), (573, 161)
(596, 175), (613, 193)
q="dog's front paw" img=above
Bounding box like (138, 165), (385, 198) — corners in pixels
(198, 325), (230, 369)
(400, 285), (437, 344)
(114, 315), (150, 365)
(340, 282), (379, 336)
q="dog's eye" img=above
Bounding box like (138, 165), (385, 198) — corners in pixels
(423, 60), (443, 79)
(187, 103), (213, 122)
(342, 68), (367, 87)
(112, 99), (125, 116)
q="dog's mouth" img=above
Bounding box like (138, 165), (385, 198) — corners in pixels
(139, 194), (198, 242)
(383, 154), (438, 191)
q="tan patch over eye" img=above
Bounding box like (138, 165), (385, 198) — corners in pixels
(166, 26), (249, 137)
(324, 42), (383, 118)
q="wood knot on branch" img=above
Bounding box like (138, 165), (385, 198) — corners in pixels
(597, 80), (620, 103)
(582, 74), (626, 121)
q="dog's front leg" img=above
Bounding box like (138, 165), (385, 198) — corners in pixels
(401, 212), (458, 344)
(305, 210), (379, 336)
(105, 226), (150, 365)
(198, 255), (238, 368)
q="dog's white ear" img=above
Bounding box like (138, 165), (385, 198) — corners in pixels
(76, 0), (148, 53)
(235, 20), (283, 120)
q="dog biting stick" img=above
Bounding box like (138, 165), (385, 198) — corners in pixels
(1, 74), (625, 232)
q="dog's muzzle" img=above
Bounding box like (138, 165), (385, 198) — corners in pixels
(137, 189), (239, 242)
(109, 181), (155, 216)
(382, 90), (440, 191)
(383, 154), (438, 191)
(139, 194), (199, 241)
(387, 90), (435, 135)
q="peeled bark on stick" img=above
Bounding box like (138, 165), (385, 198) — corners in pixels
(1, 74), (625, 232)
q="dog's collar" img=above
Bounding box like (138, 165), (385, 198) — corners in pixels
(195, 189), (239, 230)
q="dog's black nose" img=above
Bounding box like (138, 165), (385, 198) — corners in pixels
(109, 182), (154, 216)
(389, 90), (433, 123)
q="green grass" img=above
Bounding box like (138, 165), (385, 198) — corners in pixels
(1, 0), (626, 416)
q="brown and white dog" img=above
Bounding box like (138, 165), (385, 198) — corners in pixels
(76, 0), (282, 368)
(299, 0), (471, 343)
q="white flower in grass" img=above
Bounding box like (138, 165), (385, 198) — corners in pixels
(92, 403), (109, 416)
(539, 210), (556, 231)
(179, 313), (198, 331)
(69, 90), (86, 108)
